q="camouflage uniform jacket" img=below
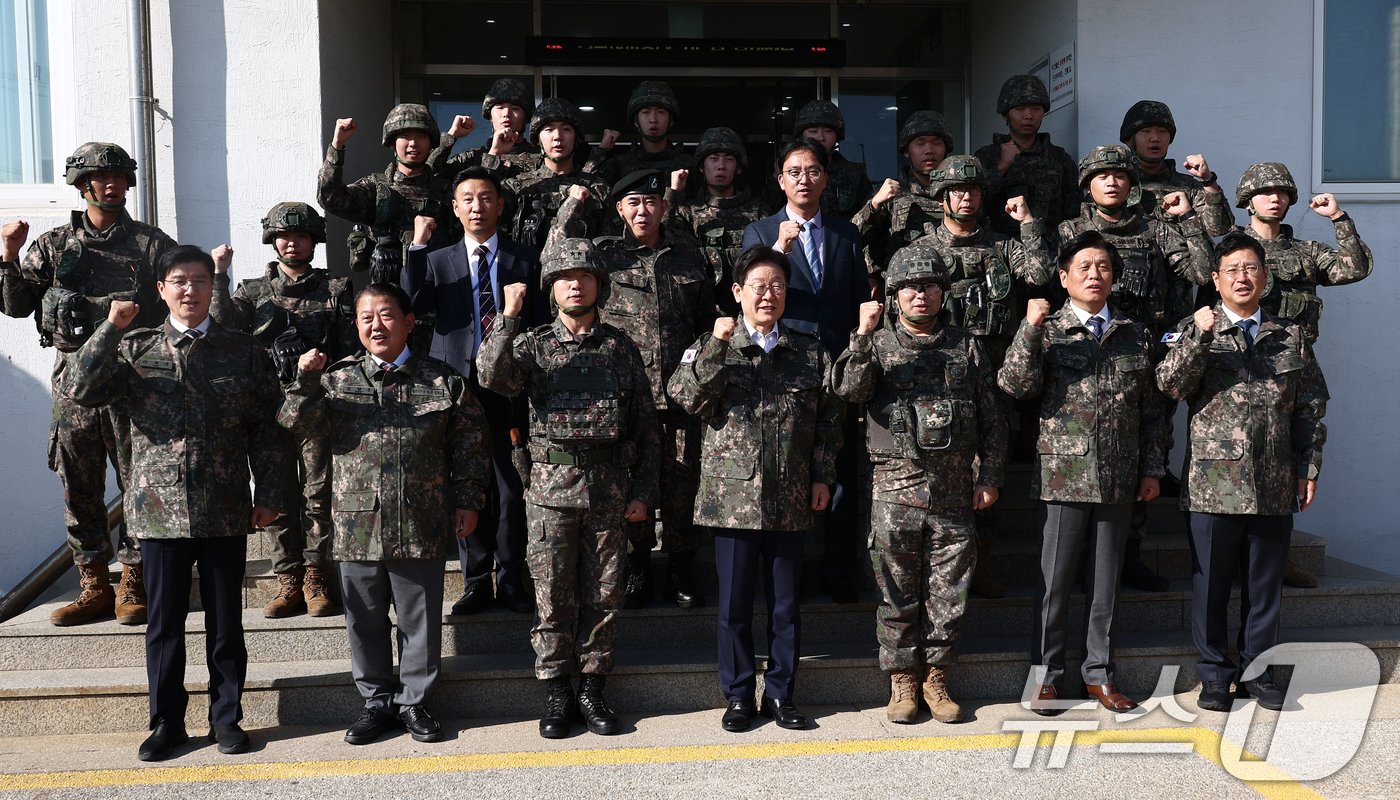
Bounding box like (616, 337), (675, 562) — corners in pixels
(1058, 205), (1214, 327)
(667, 323), (844, 531)
(850, 165), (944, 280)
(211, 263), (357, 362)
(832, 322), (1007, 510)
(924, 221), (1055, 338)
(670, 188), (766, 314)
(505, 163), (610, 255)
(1, 210), (175, 351)
(584, 141), (691, 186)
(1156, 307), (1328, 515)
(67, 319), (293, 538)
(279, 351), (491, 561)
(975, 133), (1080, 238)
(428, 133), (544, 182)
(1234, 220), (1374, 343)
(1137, 159), (1233, 237)
(997, 302), (1168, 505)
(316, 146), (458, 257)
(590, 227), (714, 409)
(477, 314), (659, 510)
(762, 150), (873, 221)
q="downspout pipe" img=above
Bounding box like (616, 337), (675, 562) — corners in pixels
(128, 0), (157, 224)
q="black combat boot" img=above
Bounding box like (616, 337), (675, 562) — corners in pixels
(665, 550), (704, 609)
(539, 676), (576, 739)
(623, 549), (652, 610)
(577, 674), (620, 735)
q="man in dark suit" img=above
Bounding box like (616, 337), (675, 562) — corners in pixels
(742, 139), (867, 602)
(404, 166), (544, 614)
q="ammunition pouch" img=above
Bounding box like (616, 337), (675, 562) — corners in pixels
(1268, 285), (1322, 330)
(347, 225), (374, 273)
(269, 326), (310, 383)
(40, 286), (93, 352)
(947, 280), (1009, 336)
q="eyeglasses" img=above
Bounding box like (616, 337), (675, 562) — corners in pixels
(782, 167), (825, 182)
(742, 282), (788, 297)
(945, 186), (982, 198)
(162, 278), (212, 291)
(1218, 265), (1265, 280)
(897, 282), (944, 296)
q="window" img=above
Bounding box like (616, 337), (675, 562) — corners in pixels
(1, 0), (52, 183)
(1316, 0), (1400, 190)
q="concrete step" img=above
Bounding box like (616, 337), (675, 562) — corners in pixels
(1, 624), (1396, 737)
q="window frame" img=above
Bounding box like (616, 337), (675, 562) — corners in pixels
(0, 0), (77, 209)
(1312, 0), (1400, 198)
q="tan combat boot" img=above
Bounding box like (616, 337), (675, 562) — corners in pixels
(114, 563), (147, 625)
(886, 668), (920, 724)
(970, 541), (1004, 599)
(263, 572), (306, 618)
(922, 665), (964, 724)
(50, 563), (115, 626)
(303, 565), (338, 617)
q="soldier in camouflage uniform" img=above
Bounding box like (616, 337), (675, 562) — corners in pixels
(67, 245), (292, 760)
(554, 170), (713, 609)
(585, 80), (691, 188)
(478, 238), (659, 739)
(831, 244), (1007, 725)
(1156, 232), (1328, 713)
(765, 100), (873, 221)
(668, 244), (844, 732)
(852, 110), (955, 282)
(429, 78), (543, 182)
(668, 126), (764, 316)
(1059, 143), (1214, 592)
(502, 98), (610, 256)
(974, 75), (1080, 239)
(997, 231), (1168, 716)
(1120, 100), (1233, 237)
(280, 282), (490, 746)
(318, 104), (456, 285)
(210, 202), (356, 619)
(1, 142), (176, 627)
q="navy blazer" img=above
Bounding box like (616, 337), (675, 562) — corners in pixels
(741, 210), (866, 358)
(402, 236), (544, 380)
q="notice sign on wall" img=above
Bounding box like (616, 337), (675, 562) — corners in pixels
(1028, 42), (1076, 113)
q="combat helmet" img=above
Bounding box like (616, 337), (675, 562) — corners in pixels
(528, 98), (584, 143)
(996, 75), (1050, 115)
(898, 110), (954, 153)
(541, 237), (610, 312)
(626, 80), (679, 123)
(885, 242), (950, 325)
(1119, 100), (1177, 143)
(793, 100), (845, 141)
(1235, 162), (1298, 209)
(261, 202), (327, 245)
(695, 126), (747, 169)
(1078, 144), (1141, 207)
(64, 142), (137, 187)
(381, 103), (441, 149)
(930, 155), (989, 200)
(483, 78), (533, 119)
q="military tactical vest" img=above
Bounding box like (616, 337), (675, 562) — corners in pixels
(40, 225), (160, 351)
(936, 238), (1013, 337)
(1079, 219), (1171, 325)
(507, 173), (596, 253)
(346, 168), (450, 278)
(540, 348), (623, 443)
(1259, 240), (1323, 338)
(865, 335), (975, 463)
(822, 154), (869, 219)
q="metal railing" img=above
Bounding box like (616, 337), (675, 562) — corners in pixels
(0, 495), (124, 623)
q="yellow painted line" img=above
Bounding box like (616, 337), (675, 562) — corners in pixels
(3, 727), (1320, 798)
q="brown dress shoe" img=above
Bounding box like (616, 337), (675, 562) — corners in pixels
(114, 563), (147, 625)
(51, 563), (115, 626)
(1084, 683), (1138, 711)
(1030, 684), (1066, 716)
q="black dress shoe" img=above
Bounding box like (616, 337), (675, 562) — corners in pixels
(344, 706), (400, 745)
(1197, 681), (1233, 712)
(666, 551), (705, 609)
(451, 581), (493, 615)
(208, 723), (250, 755)
(759, 696), (809, 730)
(1239, 677), (1286, 711)
(722, 698), (756, 732)
(398, 704), (444, 742)
(138, 719), (188, 762)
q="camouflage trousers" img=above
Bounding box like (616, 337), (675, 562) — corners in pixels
(268, 436), (332, 574)
(869, 500), (976, 670)
(526, 501), (626, 679)
(627, 411), (701, 554)
(51, 352), (137, 566)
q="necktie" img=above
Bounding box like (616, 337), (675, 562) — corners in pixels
(1236, 318), (1256, 356)
(802, 222), (823, 289)
(182, 329), (202, 345)
(1086, 315), (1104, 340)
(475, 245), (496, 343)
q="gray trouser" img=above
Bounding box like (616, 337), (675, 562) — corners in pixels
(340, 559), (445, 709)
(1033, 501), (1131, 687)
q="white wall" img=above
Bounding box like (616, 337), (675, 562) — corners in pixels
(968, 0), (1079, 158)
(1079, 0), (1400, 574)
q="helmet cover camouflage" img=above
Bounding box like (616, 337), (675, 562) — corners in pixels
(528, 97), (584, 144)
(1235, 162), (1298, 209)
(1119, 100), (1177, 144)
(997, 74), (1050, 115)
(381, 103), (441, 148)
(1078, 144), (1140, 188)
(64, 142), (137, 187)
(793, 99), (845, 140)
(931, 154), (989, 200)
(695, 126), (747, 169)
(483, 78), (533, 119)
(898, 110), (954, 153)
(261, 202), (328, 245)
(626, 80), (679, 123)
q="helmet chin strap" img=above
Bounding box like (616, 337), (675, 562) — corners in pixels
(560, 303), (595, 317)
(83, 187), (125, 211)
(396, 157), (427, 170)
(1093, 200), (1127, 216)
(1248, 207), (1286, 222)
(899, 311), (938, 325)
(277, 255), (313, 267)
(946, 210), (978, 222)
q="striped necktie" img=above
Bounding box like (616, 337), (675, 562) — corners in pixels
(802, 222), (823, 289)
(475, 244), (496, 342)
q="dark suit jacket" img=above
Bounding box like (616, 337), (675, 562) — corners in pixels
(741, 209), (866, 358)
(402, 235), (545, 381)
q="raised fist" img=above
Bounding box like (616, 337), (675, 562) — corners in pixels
(599, 129), (621, 150)
(1005, 195), (1031, 222)
(856, 300), (883, 334)
(997, 141), (1020, 173)
(1162, 191), (1191, 217)
(568, 184), (591, 203)
(1182, 154), (1213, 182)
(448, 114), (475, 138)
(2, 220), (29, 261)
(712, 317), (737, 341)
(412, 215), (436, 246)
(298, 348), (328, 374)
(108, 299), (140, 329)
(871, 178), (900, 210)
(1192, 306), (1218, 333)
(331, 118), (357, 149)
(489, 128), (520, 156)
(1025, 298), (1052, 327)
(1310, 193), (1343, 220)
(671, 168), (689, 192)
(623, 499), (649, 522)
(776, 219), (803, 253)
(502, 282), (527, 318)
(211, 244), (233, 275)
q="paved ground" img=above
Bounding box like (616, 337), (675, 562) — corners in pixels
(3, 684), (1397, 799)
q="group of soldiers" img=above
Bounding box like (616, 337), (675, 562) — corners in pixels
(0, 69), (1371, 753)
